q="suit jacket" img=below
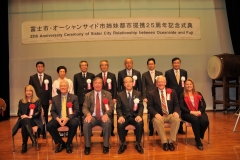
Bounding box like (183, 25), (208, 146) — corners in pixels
(82, 90), (113, 119)
(117, 69), (142, 93)
(29, 73), (52, 105)
(12, 99), (43, 136)
(165, 69), (188, 98)
(73, 72), (95, 104)
(147, 88), (180, 119)
(96, 72), (117, 99)
(179, 92), (206, 115)
(50, 93), (79, 120)
(116, 90), (144, 118)
(142, 70), (163, 99)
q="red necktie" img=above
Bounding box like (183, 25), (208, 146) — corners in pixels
(96, 93), (100, 119)
(103, 73), (106, 85)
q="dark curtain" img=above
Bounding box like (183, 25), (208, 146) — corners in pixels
(225, 1), (240, 55)
(0, 0), (10, 121)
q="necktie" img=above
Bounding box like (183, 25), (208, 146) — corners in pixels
(96, 93), (100, 119)
(128, 92), (132, 106)
(62, 96), (66, 118)
(103, 73), (106, 85)
(127, 70), (131, 76)
(39, 74), (42, 86)
(83, 73), (86, 78)
(161, 91), (168, 116)
(176, 70), (180, 84)
(151, 71), (154, 83)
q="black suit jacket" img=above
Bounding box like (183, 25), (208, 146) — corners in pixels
(117, 69), (142, 93)
(165, 69), (188, 99)
(73, 72), (95, 104)
(50, 93), (79, 120)
(96, 72), (117, 99)
(29, 73), (52, 105)
(147, 88), (180, 119)
(142, 70), (163, 99)
(179, 92), (206, 115)
(116, 90), (144, 118)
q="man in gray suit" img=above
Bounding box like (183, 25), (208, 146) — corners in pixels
(47, 80), (79, 154)
(82, 77), (113, 155)
(142, 58), (163, 136)
(147, 75), (180, 151)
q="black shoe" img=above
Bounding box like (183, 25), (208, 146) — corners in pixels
(156, 131), (158, 135)
(55, 142), (65, 153)
(32, 139), (37, 147)
(178, 130), (186, 134)
(66, 143), (72, 154)
(149, 132), (153, 136)
(84, 146), (90, 155)
(103, 146), (109, 154)
(42, 134), (46, 139)
(111, 132), (115, 136)
(163, 143), (169, 151)
(135, 144), (143, 154)
(118, 144), (127, 154)
(100, 131), (103, 137)
(21, 144), (27, 154)
(168, 142), (175, 151)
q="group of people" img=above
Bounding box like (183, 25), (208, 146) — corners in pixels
(12, 57), (209, 155)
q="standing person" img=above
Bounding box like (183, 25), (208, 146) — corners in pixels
(73, 61), (95, 135)
(179, 78), (209, 150)
(29, 61), (52, 139)
(118, 58), (142, 93)
(165, 57), (187, 134)
(82, 77), (113, 155)
(12, 85), (43, 154)
(147, 76), (180, 151)
(52, 66), (74, 97)
(117, 76), (144, 154)
(47, 80), (79, 154)
(96, 60), (117, 136)
(142, 58), (163, 136)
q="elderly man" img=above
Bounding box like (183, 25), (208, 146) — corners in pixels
(47, 80), (79, 154)
(118, 58), (142, 93)
(82, 77), (113, 155)
(117, 76), (144, 154)
(96, 60), (117, 136)
(147, 75), (180, 151)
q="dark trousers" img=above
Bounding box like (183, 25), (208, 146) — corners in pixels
(20, 118), (36, 144)
(41, 104), (49, 136)
(111, 112), (114, 133)
(47, 118), (79, 144)
(182, 112), (209, 143)
(148, 113), (153, 134)
(117, 116), (143, 144)
(79, 104), (83, 132)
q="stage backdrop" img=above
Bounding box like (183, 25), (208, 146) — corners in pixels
(9, 0), (233, 115)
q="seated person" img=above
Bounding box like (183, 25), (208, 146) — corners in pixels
(147, 75), (180, 151)
(12, 85), (43, 154)
(179, 78), (209, 150)
(47, 80), (79, 154)
(116, 76), (144, 154)
(82, 77), (113, 155)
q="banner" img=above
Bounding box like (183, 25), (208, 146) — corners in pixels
(22, 17), (201, 44)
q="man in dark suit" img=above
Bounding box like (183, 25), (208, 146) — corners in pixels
(96, 60), (117, 136)
(142, 58), (163, 136)
(47, 80), (79, 154)
(117, 76), (144, 154)
(29, 61), (52, 139)
(82, 77), (113, 155)
(118, 58), (142, 93)
(147, 75), (180, 151)
(73, 61), (95, 135)
(165, 57), (187, 134)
